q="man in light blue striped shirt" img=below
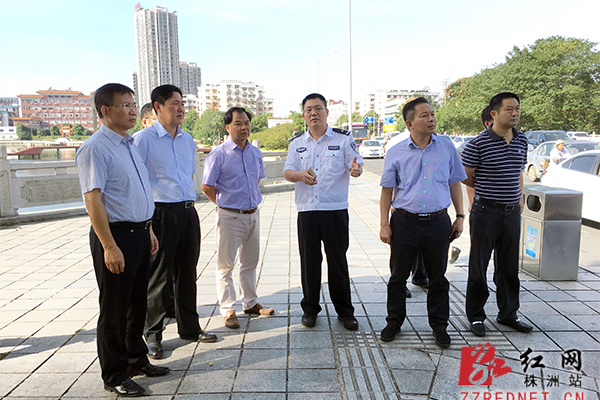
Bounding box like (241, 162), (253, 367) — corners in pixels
(76, 83), (168, 397)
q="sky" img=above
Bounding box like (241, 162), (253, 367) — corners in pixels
(2, 0), (600, 117)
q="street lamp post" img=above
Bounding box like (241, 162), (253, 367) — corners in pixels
(347, 0), (353, 137)
(317, 50), (337, 93)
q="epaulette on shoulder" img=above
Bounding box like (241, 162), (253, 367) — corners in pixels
(332, 128), (350, 135)
(289, 132), (303, 142)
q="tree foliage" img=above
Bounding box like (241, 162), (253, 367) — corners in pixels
(288, 111), (305, 133)
(363, 110), (379, 134)
(182, 109), (199, 133)
(251, 113), (271, 134)
(16, 123), (32, 140)
(72, 124), (87, 136)
(335, 112), (361, 126)
(193, 109), (225, 144)
(436, 36), (600, 134)
(50, 125), (60, 136)
(249, 123), (294, 151)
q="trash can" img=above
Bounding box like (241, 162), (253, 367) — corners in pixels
(520, 185), (583, 280)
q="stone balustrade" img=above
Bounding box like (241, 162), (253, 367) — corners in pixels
(0, 146), (290, 219)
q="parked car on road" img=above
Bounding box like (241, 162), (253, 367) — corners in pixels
(567, 131), (590, 140)
(541, 149), (600, 223)
(524, 130), (571, 149)
(525, 140), (600, 182)
(359, 140), (385, 159)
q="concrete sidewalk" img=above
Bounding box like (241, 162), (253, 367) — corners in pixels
(0, 171), (599, 399)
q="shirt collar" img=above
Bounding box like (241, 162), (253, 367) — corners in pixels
(99, 124), (133, 146)
(405, 133), (437, 149)
(305, 124), (332, 142)
(485, 126), (519, 141)
(225, 138), (249, 151)
(154, 120), (182, 138)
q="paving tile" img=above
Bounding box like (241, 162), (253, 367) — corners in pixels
(61, 371), (117, 398)
(189, 349), (241, 370)
(9, 372), (80, 397)
(289, 330), (333, 348)
(233, 369), (287, 392)
(239, 348), (287, 369)
(243, 330), (288, 349)
(0, 373), (28, 397)
(0, 352), (53, 373)
(179, 369), (235, 393)
(36, 350), (96, 373)
(232, 393), (286, 400)
(288, 368), (340, 392)
(289, 348), (336, 369)
(390, 368), (433, 394)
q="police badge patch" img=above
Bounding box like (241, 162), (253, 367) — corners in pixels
(350, 142), (358, 153)
(296, 147), (307, 152)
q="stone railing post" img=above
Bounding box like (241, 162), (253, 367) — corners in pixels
(0, 146), (17, 217)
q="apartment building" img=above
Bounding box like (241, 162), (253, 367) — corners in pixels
(198, 80), (273, 116)
(15, 90), (94, 130)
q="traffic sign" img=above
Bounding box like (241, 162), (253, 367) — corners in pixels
(384, 117), (395, 124)
(364, 116), (374, 124)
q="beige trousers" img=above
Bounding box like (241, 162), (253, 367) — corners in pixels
(215, 207), (260, 316)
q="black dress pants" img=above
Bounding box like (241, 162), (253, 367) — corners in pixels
(90, 224), (150, 386)
(298, 210), (354, 317)
(145, 203), (201, 343)
(466, 199), (521, 323)
(387, 211), (451, 330)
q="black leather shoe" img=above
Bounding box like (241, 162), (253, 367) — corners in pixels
(128, 361), (170, 377)
(496, 317), (533, 333)
(434, 329), (451, 349)
(470, 321), (486, 337)
(180, 332), (218, 343)
(338, 316), (359, 331)
(405, 286), (412, 298)
(301, 313), (317, 328)
(381, 323), (401, 342)
(147, 342), (163, 359)
(104, 378), (145, 397)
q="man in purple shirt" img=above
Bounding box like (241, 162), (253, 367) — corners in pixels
(202, 107), (274, 329)
(379, 97), (466, 348)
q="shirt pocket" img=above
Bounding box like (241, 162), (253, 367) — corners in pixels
(299, 152), (312, 170)
(245, 158), (260, 183)
(325, 150), (344, 170)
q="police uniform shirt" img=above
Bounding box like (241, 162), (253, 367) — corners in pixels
(284, 125), (363, 212)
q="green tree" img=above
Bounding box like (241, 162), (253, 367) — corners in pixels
(193, 109), (225, 144)
(335, 112), (361, 127)
(182, 109), (199, 133)
(249, 123), (294, 151)
(288, 110), (305, 133)
(435, 36), (600, 134)
(363, 110), (379, 135)
(72, 124), (86, 136)
(50, 125), (60, 137)
(251, 113), (271, 133)
(16, 123), (32, 140)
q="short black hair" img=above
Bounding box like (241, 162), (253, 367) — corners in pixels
(224, 107), (253, 125)
(94, 83), (134, 119)
(489, 92), (520, 112)
(302, 93), (327, 110)
(140, 103), (154, 119)
(151, 84), (183, 111)
(481, 106), (492, 128)
(402, 97), (429, 122)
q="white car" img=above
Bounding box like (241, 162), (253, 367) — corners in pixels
(541, 149), (600, 223)
(359, 140), (385, 159)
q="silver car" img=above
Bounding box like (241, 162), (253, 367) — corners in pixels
(525, 140), (600, 182)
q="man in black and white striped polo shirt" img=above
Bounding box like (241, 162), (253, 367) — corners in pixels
(461, 92), (533, 337)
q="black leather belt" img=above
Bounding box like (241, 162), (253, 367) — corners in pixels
(395, 208), (447, 221)
(109, 220), (152, 230)
(475, 196), (519, 211)
(155, 201), (195, 209)
(219, 206), (258, 214)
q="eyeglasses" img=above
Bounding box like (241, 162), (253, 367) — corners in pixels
(109, 103), (138, 111)
(304, 106), (326, 114)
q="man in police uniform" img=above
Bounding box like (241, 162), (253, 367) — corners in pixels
(284, 93), (363, 330)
